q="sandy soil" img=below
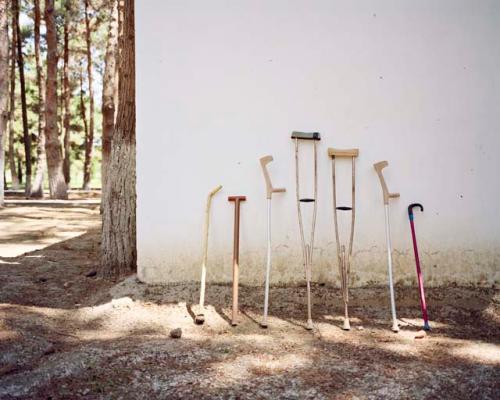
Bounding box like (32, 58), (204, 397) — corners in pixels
(0, 204), (499, 399)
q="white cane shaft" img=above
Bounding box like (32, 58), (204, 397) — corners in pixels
(200, 263), (206, 308)
(263, 200), (272, 323)
(384, 205), (398, 327)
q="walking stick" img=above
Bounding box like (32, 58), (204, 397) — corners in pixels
(374, 161), (400, 332)
(259, 156), (286, 328)
(292, 131), (320, 330)
(195, 185), (222, 325)
(328, 147), (359, 330)
(408, 203), (430, 331)
(228, 196), (246, 326)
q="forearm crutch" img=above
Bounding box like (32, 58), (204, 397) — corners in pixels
(328, 148), (359, 331)
(195, 185), (223, 325)
(292, 131), (320, 330)
(228, 196), (246, 326)
(374, 161), (400, 332)
(259, 156), (286, 328)
(408, 203), (430, 331)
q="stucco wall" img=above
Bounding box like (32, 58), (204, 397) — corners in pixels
(136, 0), (500, 286)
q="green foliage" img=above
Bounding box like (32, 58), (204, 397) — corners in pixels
(6, 0), (111, 190)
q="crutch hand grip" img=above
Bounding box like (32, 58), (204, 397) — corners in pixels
(374, 161), (399, 205)
(260, 155), (286, 199)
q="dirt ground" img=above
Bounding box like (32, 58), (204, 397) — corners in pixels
(0, 204), (499, 399)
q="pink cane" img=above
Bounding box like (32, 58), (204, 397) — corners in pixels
(408, 203), (430, 331)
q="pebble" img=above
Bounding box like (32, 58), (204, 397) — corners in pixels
(170, 328), (182, 339)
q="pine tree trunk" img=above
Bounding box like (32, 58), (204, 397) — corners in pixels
(0, 0), (9, 206)
(101, 0), (118, 208)
(82, 0), (94, 190)
(44, 0), (67, 199)
(30, 0), (47, 198)
(62, 5), (71, 185)
(100, 0), (136, 278)
(8, 7), (19, 190)
(14, 0), (32, 197)
(79, 69), (89, 153)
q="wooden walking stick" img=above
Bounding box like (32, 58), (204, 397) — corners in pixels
(328, 147), (359, 330)
(228, 196), (246, 326)
(195, 185), (222, 325)
(259, 155), (286, 328)
(374, 161), (400, 332)
(292, 131), (320, 330)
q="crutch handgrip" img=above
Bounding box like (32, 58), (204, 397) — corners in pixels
(260, 155), (286, 199)
(374, 161), (399, 205)
(328, 148), (359, 158)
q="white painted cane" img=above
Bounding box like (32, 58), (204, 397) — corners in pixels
(384, 203), (399, 332)
(374, 161), (400, 333)
(260, 156), (285, 328)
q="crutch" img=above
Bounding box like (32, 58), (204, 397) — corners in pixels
(374, 161), (400, 332)
(408, 203), (430, 331)
(328, 148), (359, 331)
(195, 185), (223, 325)
(228, 196), (246, 326)
(259, 156), (286, 328)
(292, 131), (320, 330)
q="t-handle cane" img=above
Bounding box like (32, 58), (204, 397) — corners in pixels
(374, 161), (400, 333)
(408, 203), (430, 331)
(259, 156), (286, 328)
(228, 196), (246, 326)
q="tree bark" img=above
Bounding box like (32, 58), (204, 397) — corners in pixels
(44, 0), (68, 199)
(14, 0), (32, 197)
(30, 0), (47, 198)
(82, 0), (95, 190)
(101, 0), (118, 207)
(79, 68), (89, 152)
(100, 0), (136, 278)
(62, 4), (71, 185)
(0, 0), (9, 206)
(8, 5), (19, 190)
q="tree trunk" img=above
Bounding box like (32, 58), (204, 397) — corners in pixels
(62, 5), (71, 185)
(30, 0), (47, 198)
(8, 5), (19, 190)
(82, 0), (94, 190)
(44, 0), (67, 199)
(100, 0), (136, 278)
(14, 0), (32, 197)
(101, 0), (118, 208)
(79, 68), (89, 153)
(0, 0), (9, 206)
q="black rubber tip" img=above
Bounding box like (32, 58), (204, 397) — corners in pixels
(291, 131), (321, 141)
(300, 198), (316, 203)
(336, 206), (352, 211)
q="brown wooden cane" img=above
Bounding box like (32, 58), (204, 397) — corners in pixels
(228, 196), (246, 326)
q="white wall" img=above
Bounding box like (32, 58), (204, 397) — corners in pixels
(136, 0), (500, 286)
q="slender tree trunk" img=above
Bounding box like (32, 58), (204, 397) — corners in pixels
(30, 0), (47, 198)
(100, 0), (136, 278)
(14, 0), (32, 196)
(62, 5), (71, 185)
(8, 6), (19, 190)
(79, 68), (89, 149)
(101, 0), (118, 208)
(44, 0), (67, 199)
(82, 0), (94, 190)
(0, 0), (9, 206)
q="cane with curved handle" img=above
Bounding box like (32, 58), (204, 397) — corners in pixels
(408, 203), (430, 331)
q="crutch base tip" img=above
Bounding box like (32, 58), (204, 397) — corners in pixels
(231, 322), (238, 327)
(391, 324), (400, 333)
(423, 322), (431, 331)
(306, 320), (314, 330)
(342, 320), (351, 331)
(194, 315), (205, 325)
(260, 322), (268, 329)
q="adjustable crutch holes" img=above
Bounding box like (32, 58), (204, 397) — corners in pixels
(328, 147), (359, 331)
(292, 131), (320, 331)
